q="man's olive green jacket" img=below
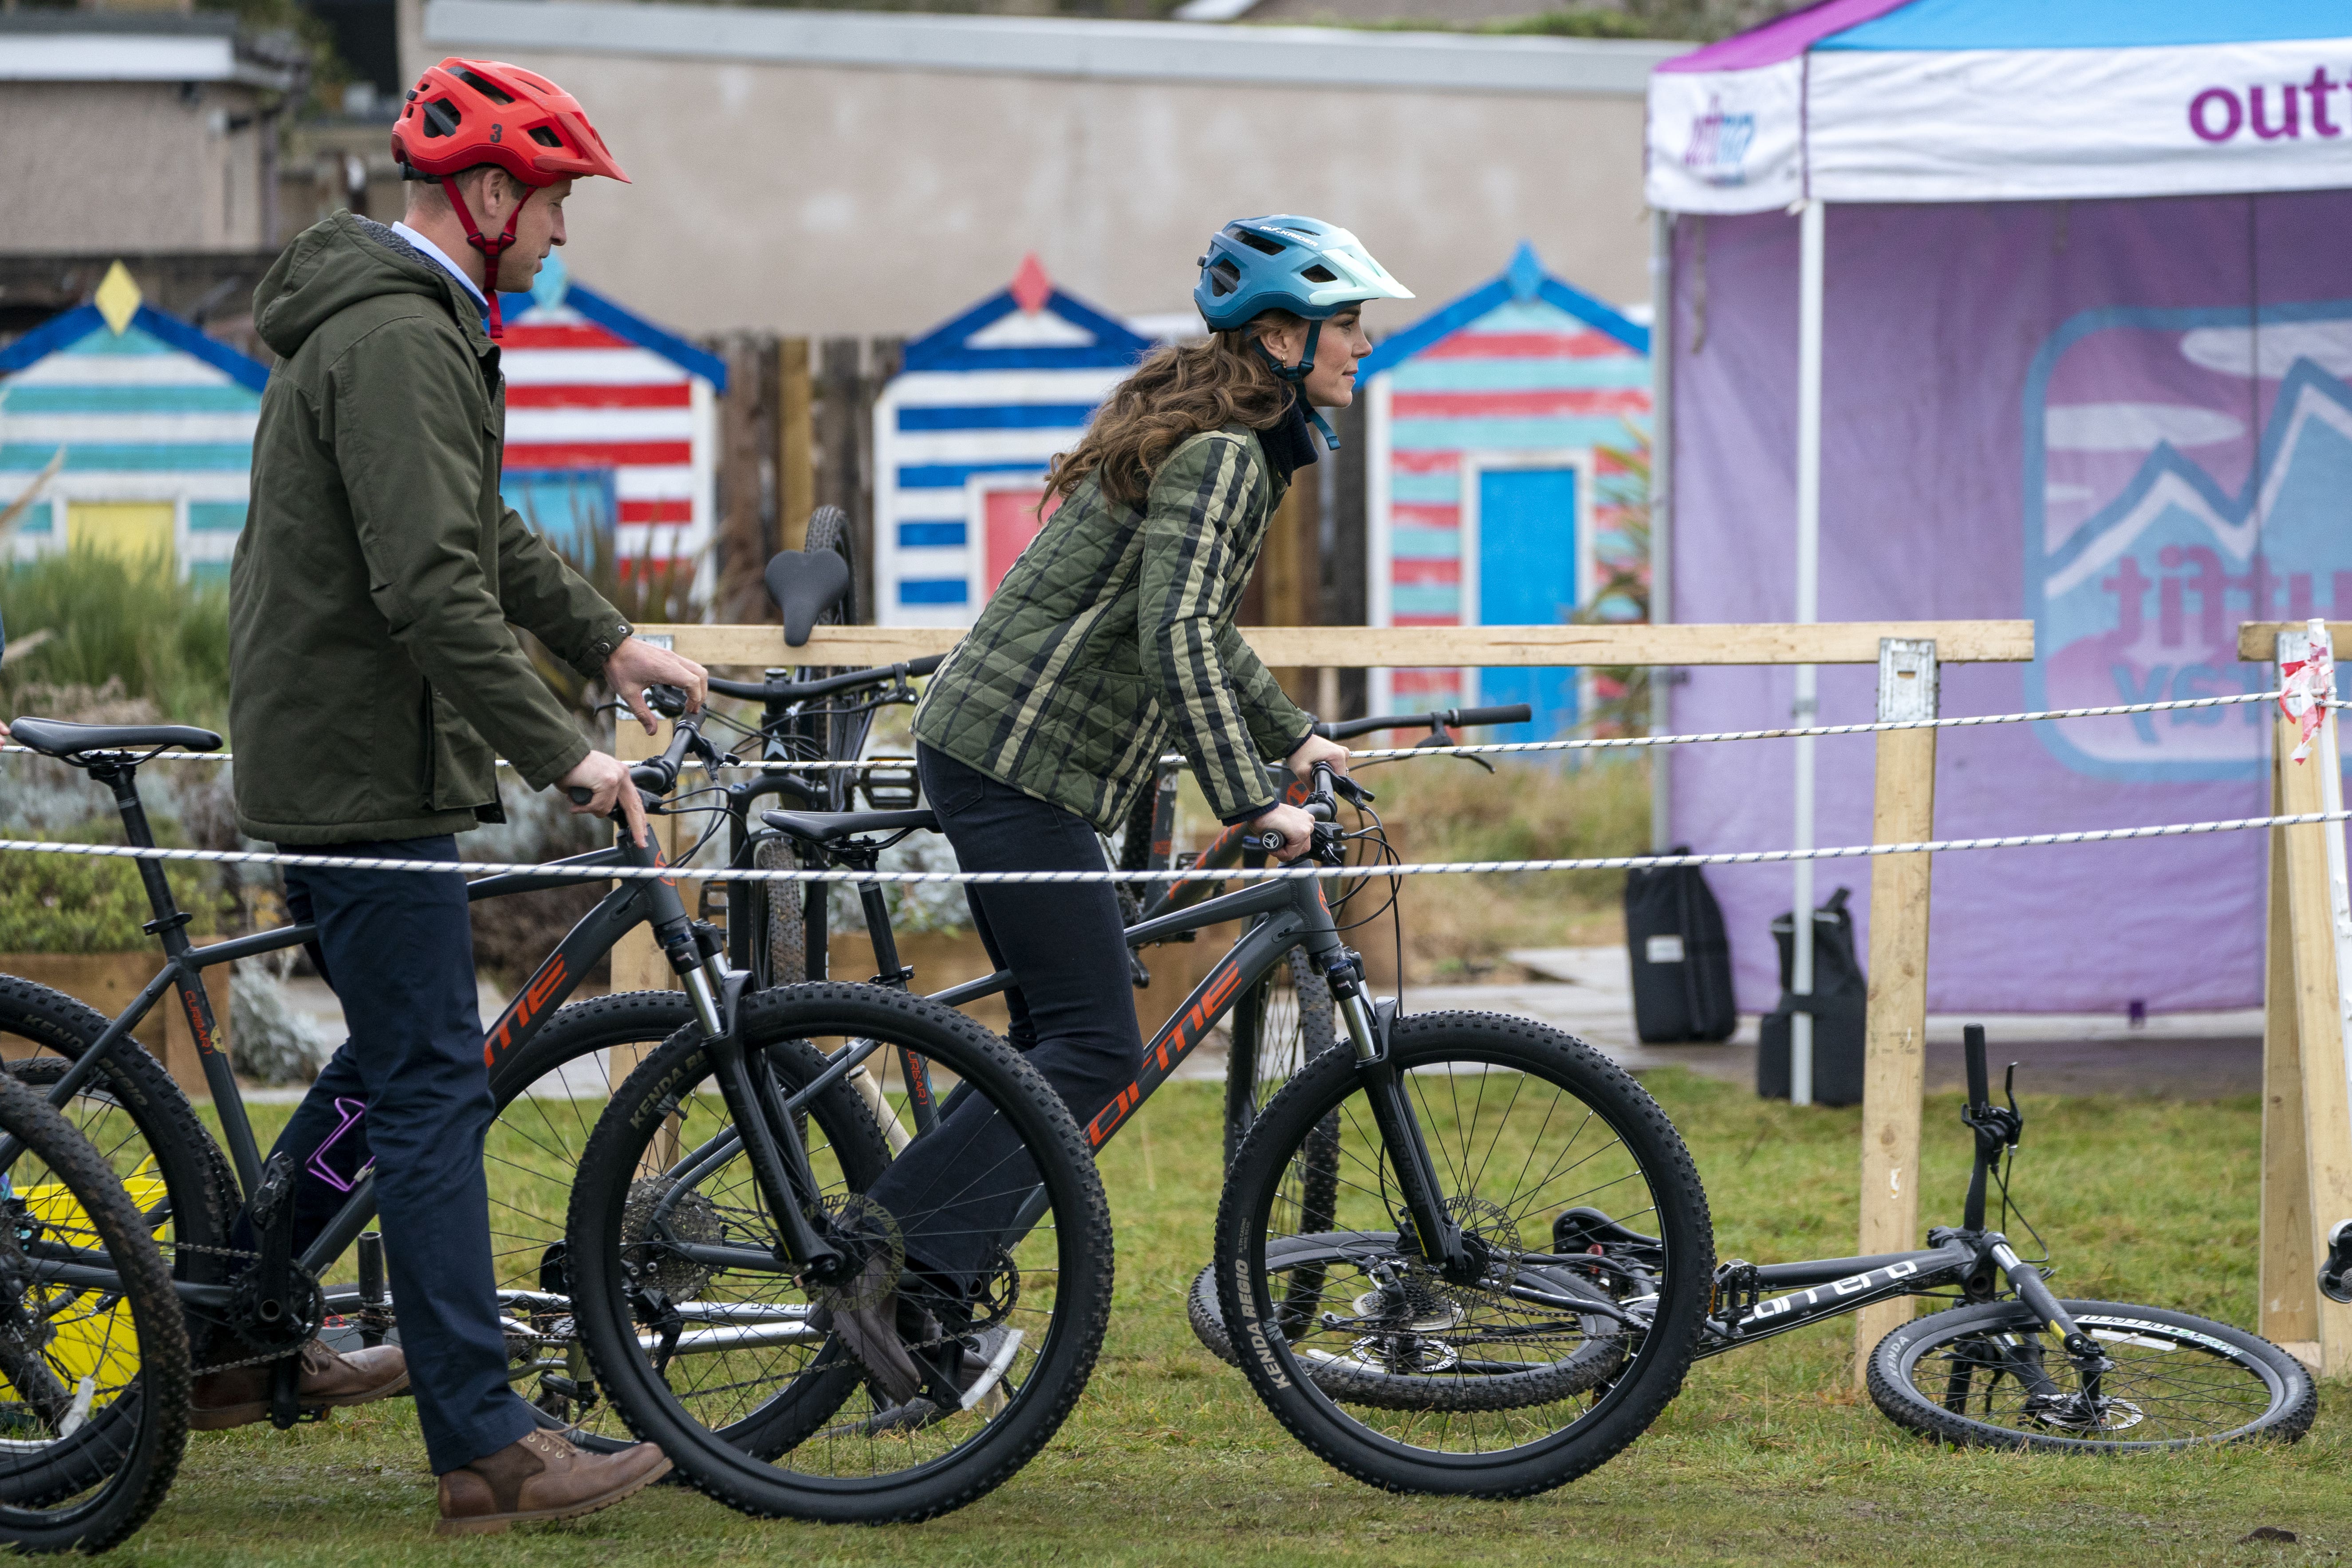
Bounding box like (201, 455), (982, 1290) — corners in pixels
(229, 214), (629, 845)
(913, 424), (1314, 832)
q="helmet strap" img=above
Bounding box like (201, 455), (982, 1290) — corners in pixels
(1251, 319), (1342, 452)
(437, 174), (531, 339)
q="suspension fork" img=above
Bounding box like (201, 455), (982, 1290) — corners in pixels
(1991, 1239), (2109, 1395)
(642, 831), (843, 1277)
(1320, 942), (1472, 1281)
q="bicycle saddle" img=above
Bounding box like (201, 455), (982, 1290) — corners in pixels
(762, 808), (938, 844)
(765, 549), (852, 648)
(8, 716), (222, 759)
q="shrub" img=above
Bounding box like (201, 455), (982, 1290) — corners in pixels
(0, 826), (220, 953)
(0, 550), (232, 732)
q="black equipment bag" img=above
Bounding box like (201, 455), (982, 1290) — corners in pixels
(1623, 849), (1737, 1043)
(1757, 886), (1867, 1105)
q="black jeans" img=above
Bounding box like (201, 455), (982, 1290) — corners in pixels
(861, 747), (1143, 1287)
(272, 837), (538, 1474)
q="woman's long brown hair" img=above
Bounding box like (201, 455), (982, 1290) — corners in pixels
(1044, 312), (1302, 509)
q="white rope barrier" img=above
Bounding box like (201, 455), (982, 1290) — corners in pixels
(3, 806), (2347, 886)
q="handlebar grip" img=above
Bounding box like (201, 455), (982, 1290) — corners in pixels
(1963, 1023), (1990, 1113)
(1447, 704), (1533, 729)
(1244, 831), (1288, 854)
(567, 786), (595, 806)
(906, 654), (945, 677)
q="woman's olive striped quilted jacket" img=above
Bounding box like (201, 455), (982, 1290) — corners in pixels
(911, 423), (1314, 832)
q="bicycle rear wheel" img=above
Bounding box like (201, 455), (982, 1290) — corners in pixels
(1867, 1298), (2315, 1452)
(566, 983), (1112, 1522)
(1213, 1010), (1711, 1496)
(0, 1069), (189, 1552)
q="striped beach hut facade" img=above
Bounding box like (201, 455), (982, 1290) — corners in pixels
(0, 265), (268, 584)
(493, 256), (726, 579)
(875, 256), (1150, 626)
(1364, 243), (1651, 743)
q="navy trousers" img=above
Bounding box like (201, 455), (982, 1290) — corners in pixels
(272, 836), (536, 1474)
(863, 747), (1144, 1288)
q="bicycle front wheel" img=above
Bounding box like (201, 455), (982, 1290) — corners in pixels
(0, 1069), (189, 1553)
(566, 983), (1113, 1523)
(1867, 1298), (2315, 1452)
(1213, 1010), (1712, 1497)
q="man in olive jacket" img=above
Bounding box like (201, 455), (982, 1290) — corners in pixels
(226, 162), (696, 1521)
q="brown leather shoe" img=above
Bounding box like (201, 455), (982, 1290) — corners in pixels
(436, 1429), (671, 1536)
(191, 1340), (409, 1430)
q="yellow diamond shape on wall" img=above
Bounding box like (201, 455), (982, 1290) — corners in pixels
(94, 261), (142, 336)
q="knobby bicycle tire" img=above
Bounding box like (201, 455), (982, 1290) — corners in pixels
(1213, 1010), (1712, 1498)
(0, 979), (237, 1338)
(565, 983), (1113, 1524)
(1867, 1298), (2316, 1453)
(0, 1069), (190, 1554)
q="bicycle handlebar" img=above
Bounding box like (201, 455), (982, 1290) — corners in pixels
(1316, 703), (1532, 742)
(566, 693), (709, 806)
(705, 654), (944, 705)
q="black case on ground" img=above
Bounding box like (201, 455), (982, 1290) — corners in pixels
(1757, 886), (1867, 1105)
(1623, 849), (1737, 1043)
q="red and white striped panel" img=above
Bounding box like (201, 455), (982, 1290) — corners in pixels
(500, 315), (704, 565)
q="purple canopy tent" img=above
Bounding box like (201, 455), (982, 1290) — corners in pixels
(1646, 0), (2352, 1028)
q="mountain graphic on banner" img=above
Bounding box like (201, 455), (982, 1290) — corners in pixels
(2036, 356), (2352, 777)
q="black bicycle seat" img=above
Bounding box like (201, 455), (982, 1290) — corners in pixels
(762, 808), (938, 844)
(8, 717), (222, 760)
(765, 549), (852, 648)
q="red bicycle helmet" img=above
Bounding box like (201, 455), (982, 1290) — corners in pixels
(390, 58), (629, 335)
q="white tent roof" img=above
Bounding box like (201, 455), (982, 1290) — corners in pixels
(1646, 0), (2352, 213)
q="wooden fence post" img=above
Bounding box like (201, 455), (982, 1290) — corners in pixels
(2259, 622), (2352, 1374)
(1852, 637), (1938, 1379)
(779, 336), (813, 552)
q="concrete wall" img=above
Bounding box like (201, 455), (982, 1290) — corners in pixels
(0, 81), (272, 253)
(418, 1), (1676, 337)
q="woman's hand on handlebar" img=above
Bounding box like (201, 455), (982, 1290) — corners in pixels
(559, 750), (649, 847)
(607, 635), (709, 735)
(1288, 732), (1351, 782)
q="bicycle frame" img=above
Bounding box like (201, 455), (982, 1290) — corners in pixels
(1683, 1030), (2112, 1396)
(11, 752), (719, 1312)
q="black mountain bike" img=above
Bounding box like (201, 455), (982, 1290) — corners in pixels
(1627, 1026), (2311, 1450)
(0, 699), (869, 1521)
(564, 761), (1713, 1510)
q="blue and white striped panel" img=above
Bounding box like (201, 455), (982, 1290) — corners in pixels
(0, 324), (260, 475)
(882, 368), (1121, 618)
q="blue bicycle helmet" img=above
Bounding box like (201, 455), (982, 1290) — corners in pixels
(1194, 216), (1412, 450)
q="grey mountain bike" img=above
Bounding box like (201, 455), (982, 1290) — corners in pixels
(564, 760), (1715, 1506)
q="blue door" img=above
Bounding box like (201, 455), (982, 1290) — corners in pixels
(1475, 464), (1580, 744)
(502, 469), (616, 562)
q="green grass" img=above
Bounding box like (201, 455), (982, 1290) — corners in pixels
(139, 1072), (2350, 1566)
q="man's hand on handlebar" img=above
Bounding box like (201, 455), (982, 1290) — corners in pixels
(1253, 802), (1320, 862)
(607, 635), (709, 735)
(559, 750), (649, 847)
(1288, 733), (1351, 782)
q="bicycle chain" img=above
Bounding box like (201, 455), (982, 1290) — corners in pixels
(155, 1236), (338, 1379)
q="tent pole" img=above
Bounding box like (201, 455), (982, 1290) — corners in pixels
(1649, 208), (1674, 851)
(1791, 198), (1825, 1107)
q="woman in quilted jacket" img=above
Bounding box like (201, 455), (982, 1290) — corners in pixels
(827, 219), (1416, 1404)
